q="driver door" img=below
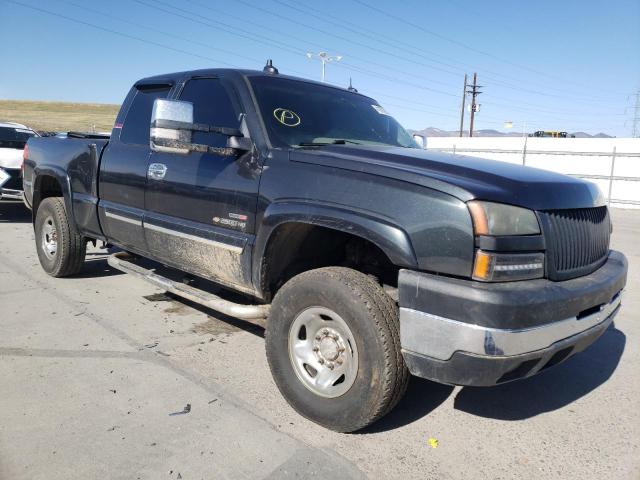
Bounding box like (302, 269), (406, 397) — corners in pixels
(143, 76), (260, 293)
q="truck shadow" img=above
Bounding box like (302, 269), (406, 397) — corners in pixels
(359, 379), (454, 434)
(453, 324), (626, 420)
(0, 202), (31, 223)
(73, 255), (126, 278)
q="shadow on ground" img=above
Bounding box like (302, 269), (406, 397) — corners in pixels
(454, 323), (626, 420)
(0, 202), (31, 223)
(71, 256), (125, 279)
(360, 378), (454, 433)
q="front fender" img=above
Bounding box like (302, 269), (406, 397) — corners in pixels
(252, 201), (418, 291)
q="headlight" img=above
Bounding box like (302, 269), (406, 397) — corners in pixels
(467, 201), (540, 236)
(472, 251), (545, 282)
(468, 201), (544, 281)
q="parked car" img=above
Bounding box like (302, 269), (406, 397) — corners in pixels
(23, 63), (627, 432)
(0, 121), (37, 202)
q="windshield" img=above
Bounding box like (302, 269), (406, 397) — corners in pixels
(0, 126), (35, 149)
(249, 76), (418, 149)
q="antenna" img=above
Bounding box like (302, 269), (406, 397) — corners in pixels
(263, 59), (279, 75)
(347, 77), (358, 93)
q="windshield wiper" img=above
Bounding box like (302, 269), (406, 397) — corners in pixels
(298, 139), (362, 146)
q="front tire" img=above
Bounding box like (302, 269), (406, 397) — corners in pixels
(34, 197), (86, 277)
(265, 267), (409, 432)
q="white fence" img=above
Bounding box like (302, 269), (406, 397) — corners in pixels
(425, 137), (640, 208)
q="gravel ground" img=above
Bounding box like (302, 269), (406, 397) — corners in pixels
(0, 202), (638, 480)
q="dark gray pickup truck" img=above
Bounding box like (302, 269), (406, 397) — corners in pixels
(23, 62), (627, 432)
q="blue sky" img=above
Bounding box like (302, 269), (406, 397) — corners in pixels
(1, 0), (639, 136)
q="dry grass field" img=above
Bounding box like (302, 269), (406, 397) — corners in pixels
(0, 99), (119, 133)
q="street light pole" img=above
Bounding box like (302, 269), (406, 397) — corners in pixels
(306, 52), (343, 82)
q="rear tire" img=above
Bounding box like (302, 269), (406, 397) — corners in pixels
(265, 267), (409, 432)
(34, 197), (86, 277)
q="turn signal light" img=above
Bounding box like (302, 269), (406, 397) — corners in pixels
(473, 250), (545, 282)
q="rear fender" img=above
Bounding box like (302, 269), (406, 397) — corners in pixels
(32, 166), (77, 232)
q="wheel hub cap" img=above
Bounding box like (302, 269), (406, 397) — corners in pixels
(317, 331), (341, 361)
(288, 307), (358, 398)
(41, 217), (58, 259)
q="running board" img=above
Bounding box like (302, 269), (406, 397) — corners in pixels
(107, 252), (270, 323)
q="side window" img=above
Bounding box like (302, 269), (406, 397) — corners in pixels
(178, 78), (239, 149)
(120, 85), (171, 145)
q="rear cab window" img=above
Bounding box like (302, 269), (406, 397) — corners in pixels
(119, 84), (172, 145)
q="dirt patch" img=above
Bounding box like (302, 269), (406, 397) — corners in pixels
(143, 292), (193, 315)
(192, 316), (242, 337)
(143, 293), (172, 302)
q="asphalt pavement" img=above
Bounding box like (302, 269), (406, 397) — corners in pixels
(0, 201), (638, 480)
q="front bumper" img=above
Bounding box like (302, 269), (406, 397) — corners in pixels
(0, 187), (24, 200)
(0, 167), (23, 201)
(399, 250), (627, 386)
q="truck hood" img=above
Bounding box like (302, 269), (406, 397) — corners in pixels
(290, 145), (605, 210)
(0, 147), (23, 170)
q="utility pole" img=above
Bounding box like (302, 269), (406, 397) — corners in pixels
(632, 90), (640, 138)
(466, 72), (482, 137)
(458, 74), (467, 137)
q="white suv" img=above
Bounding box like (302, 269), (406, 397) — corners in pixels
(0, 122), (38, 202)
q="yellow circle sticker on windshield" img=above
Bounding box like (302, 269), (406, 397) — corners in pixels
(273, 108), (301, 127)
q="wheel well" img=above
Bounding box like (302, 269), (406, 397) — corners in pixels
(33, 175), (63, 214)
(261, 223), (399, 301)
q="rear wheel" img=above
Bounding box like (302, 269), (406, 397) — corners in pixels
(35, 197), (86, 277)
(265, 267), (408, 432)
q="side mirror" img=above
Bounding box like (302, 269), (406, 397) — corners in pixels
(150, 99), (194, 155)
(150, 98), (251, 156)
(412, 134), (427, 149)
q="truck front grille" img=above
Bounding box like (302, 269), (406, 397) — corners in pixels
(538, 206), (610, 281)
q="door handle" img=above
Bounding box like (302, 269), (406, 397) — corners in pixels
(148, 163), (167, 180)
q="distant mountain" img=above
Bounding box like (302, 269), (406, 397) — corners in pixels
(572, 132), (614, 138)
(410, 127), (614, 138)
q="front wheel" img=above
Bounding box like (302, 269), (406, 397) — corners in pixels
(34, 197), (86, 277)
(265, 267), (409, 432)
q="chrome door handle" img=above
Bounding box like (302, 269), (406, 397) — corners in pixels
(148, 163), (167, 180)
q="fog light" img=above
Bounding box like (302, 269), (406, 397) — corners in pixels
(473, 250), (545, 282)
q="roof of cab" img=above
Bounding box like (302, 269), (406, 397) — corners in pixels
(134, 68), (374, 101)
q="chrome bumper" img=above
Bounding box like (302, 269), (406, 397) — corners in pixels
(0, 188), (24, 200)
(400, 293), (621, 361)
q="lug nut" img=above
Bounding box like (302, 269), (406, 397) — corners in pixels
(315, 335), (322, 341)
(338, 347), (345, 353)
(327, 363), (334, 370)
(312, 346), (319, 352)
(318, 358), (325, 364)
(322, 329), (329, 335)
(336, 359), (343, 365)
(331, 334), (339, 341)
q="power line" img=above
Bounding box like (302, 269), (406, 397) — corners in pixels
(350, 0), (627, 98)
(3, 0), (241, 67)
(162, 0), (623, 118)
(270, 0), (623, 104)
(56, 0), (273, 69)
(137, 0), (306, 56)
(139, 0), (461, 97)
(6, 0), (623, 134)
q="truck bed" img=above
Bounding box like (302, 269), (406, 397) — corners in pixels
(23, 135), (110, 238)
